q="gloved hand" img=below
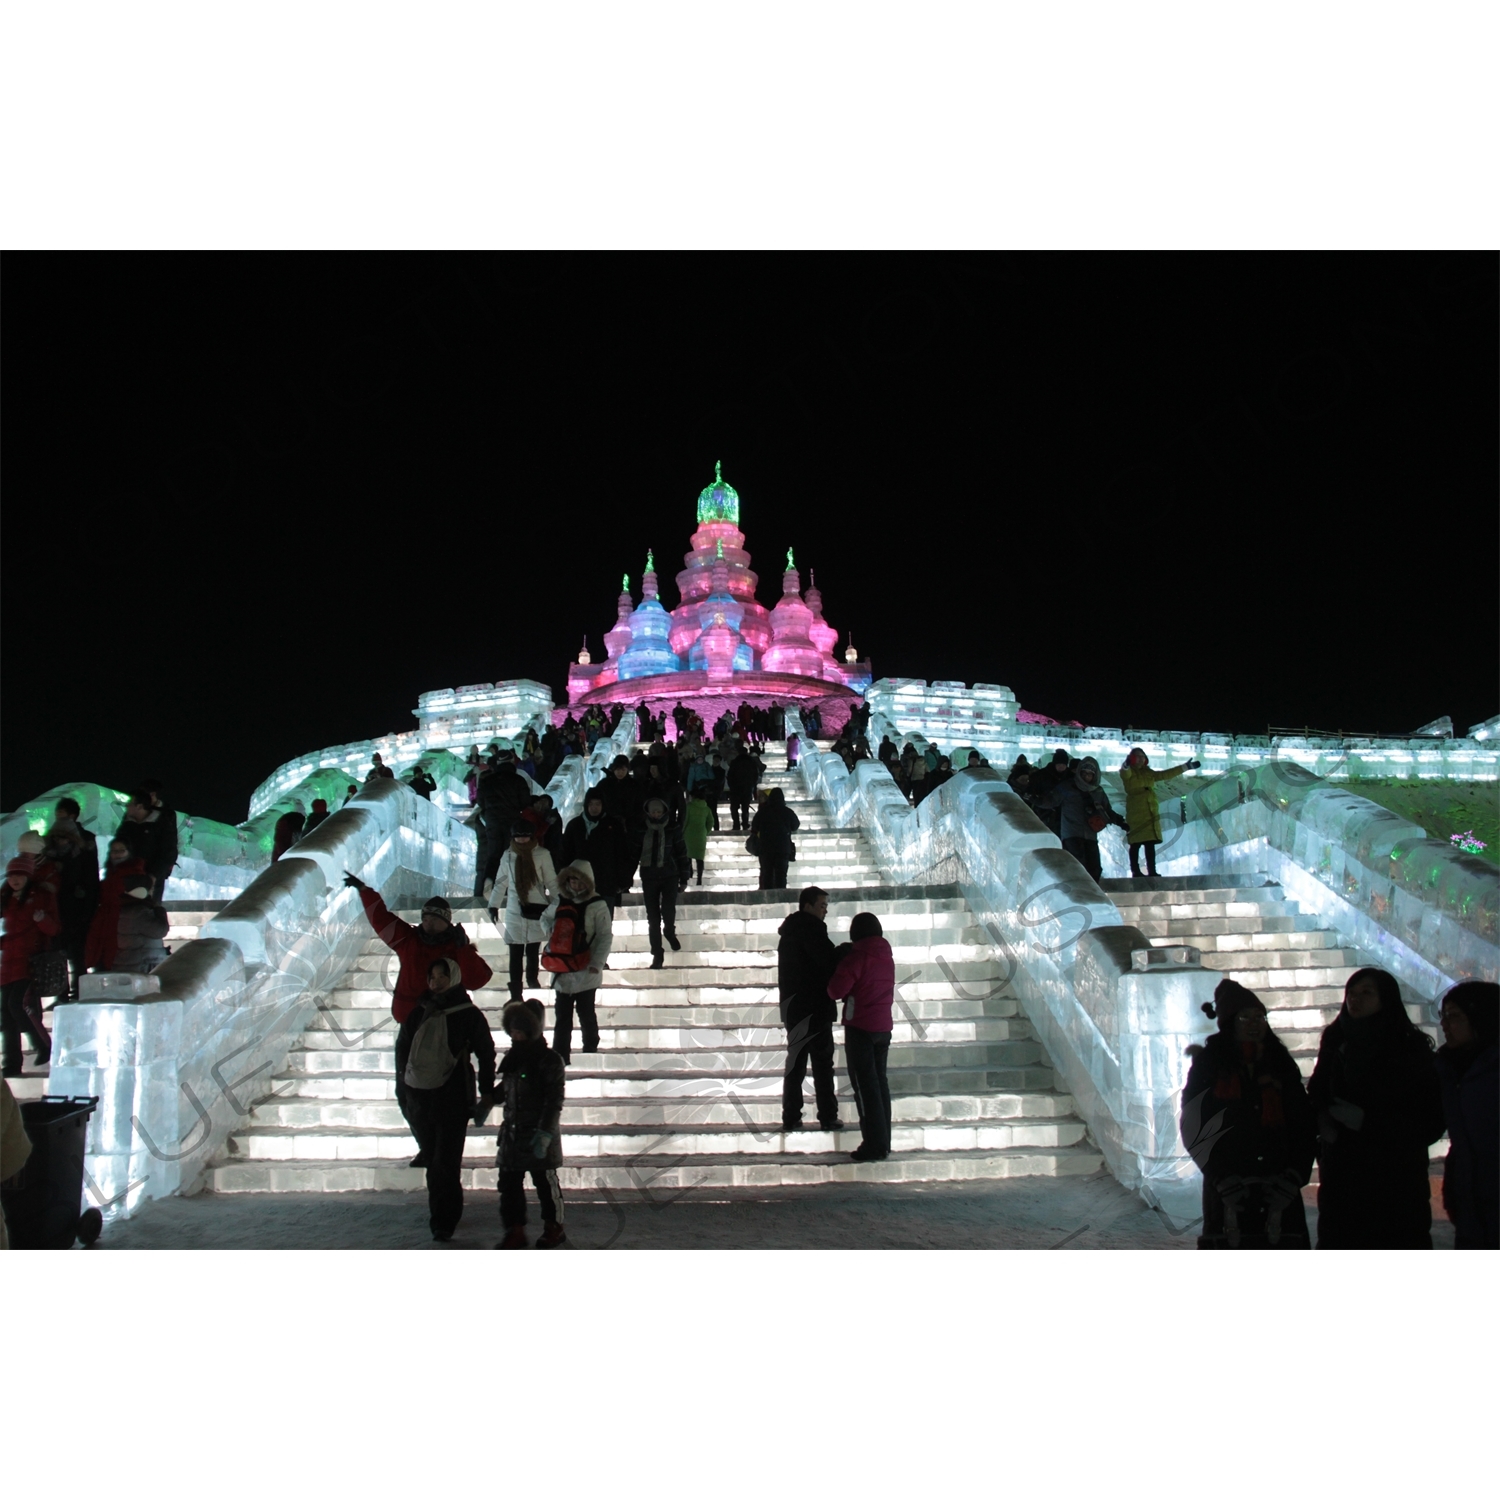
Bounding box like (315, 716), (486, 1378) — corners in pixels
(1328, 1097), (1364, 1131)
(343, 871), (366, 890)
(1187, 760), (1202, 770)
(472, 1091), (496, 1127)
(488, 908), (500, 925)
(530, 1129), (553, 1160)
(1262, 1169), (1302, 1210)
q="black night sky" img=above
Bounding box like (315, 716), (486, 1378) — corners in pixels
(3, 254), (1495, 825)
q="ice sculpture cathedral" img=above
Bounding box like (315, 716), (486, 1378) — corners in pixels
(565, 462), (872, 727)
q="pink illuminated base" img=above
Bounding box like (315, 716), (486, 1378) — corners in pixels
(554, 669), (860, 736)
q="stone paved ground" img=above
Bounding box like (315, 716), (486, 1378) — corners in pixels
(94, 1169), (1454, 1250)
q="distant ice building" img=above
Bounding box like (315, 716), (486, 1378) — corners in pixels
(564, 462), (872, 728)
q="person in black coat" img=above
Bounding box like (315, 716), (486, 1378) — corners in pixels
(115, 790), (178, 901)
(559, 792), (630, 912)
(1181, 978), (1315, 1249)
(749, 786), (800, 891)
(1307, 966), (1446, 1249)
(776, 886), (843, 1132)
(591, 756), (646, 892)
(394, 956), (496, 1242)
(492, 998), (567, 1248)
(725, 748), (763, 833)
(637, 797), (690, 968)
(475, 754), (532, 896)
(1434, 981), (1499, 1249)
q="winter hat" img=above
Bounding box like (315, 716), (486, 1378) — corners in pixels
(422, 896), (452, 921)
(502, 998), (543, 1041)
(17, 832), (45, 856)
(7, 855), (36, 877)
(1051, 749), (1071, 765)
(427, 955), (463, 990)
(1203, 978), (1265, 1031)
(510, 820), (535, 839)
(559, 861), (595, 896)
(644, 797), (669, 820)
(124, 883), (152, 900)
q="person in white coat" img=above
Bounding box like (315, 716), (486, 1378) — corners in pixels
(489, 820), (557, 1002)
(539, 860), (614, 1063)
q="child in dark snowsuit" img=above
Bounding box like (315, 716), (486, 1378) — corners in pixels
(493, 999), (567, 1248)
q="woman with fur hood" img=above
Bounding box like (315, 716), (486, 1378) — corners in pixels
(1040, 755), (1125, 883)
(489, 821), (557, 1002)
(1180, 978), (1315, 1249)
(539, 860), (613, 1063)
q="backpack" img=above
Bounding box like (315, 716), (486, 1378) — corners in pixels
(403, 996), (476, 1089)
(541, 896), (603, 973)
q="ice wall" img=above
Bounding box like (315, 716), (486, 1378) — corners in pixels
(47, 779), (476, 1222)
(869, 678), (1500, 784)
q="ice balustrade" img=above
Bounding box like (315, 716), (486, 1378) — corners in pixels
(1132, 763), (1498, 1000)
(537, 712), (639, 828)
(248, 692), (554, 818)
(788, 710), (1218, 1218)
(868, 679), (1500, 784)
(47, 778), (476, 1222)
(870, 707), (1499, 1002)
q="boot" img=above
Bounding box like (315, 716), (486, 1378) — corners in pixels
(498, 1226), (529, 1249)
(536, 1222), (567, 1248)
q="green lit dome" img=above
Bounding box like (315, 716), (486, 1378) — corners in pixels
(696, 459), (740, 525)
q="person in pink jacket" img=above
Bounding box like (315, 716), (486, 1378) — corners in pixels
(828, 912), (896, 1162)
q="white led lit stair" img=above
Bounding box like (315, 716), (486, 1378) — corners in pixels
(1100, 876), (1432, 1076)
(210, 772), (1101, 1193)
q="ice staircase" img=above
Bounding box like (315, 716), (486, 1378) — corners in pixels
(1096, 875), (1436, 1076)
(209, 768), (1104, 1193)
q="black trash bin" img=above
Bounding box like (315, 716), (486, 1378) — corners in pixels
(1, 1096), (103, 1249)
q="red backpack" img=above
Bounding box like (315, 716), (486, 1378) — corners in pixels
(541, 896), (603, 973)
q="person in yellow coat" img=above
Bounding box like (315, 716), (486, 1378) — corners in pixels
(1120, 747), (1200, 878)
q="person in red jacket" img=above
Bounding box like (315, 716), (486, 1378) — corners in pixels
(2, 856), (62, 1075)
(84, 840), (150, 972)
(343, 872), (494, 1168)
(828, 911), (897, 1164)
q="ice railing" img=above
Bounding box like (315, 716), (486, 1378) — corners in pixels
(48, 778), (476, 1223)
(867, 678), (1500, 784)
(867, 710), (1498, 1005)
(538, 713), (639, 828)
(789, 709), (1217, 1219)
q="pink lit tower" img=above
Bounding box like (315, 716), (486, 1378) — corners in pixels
(565, 462), (871, 730)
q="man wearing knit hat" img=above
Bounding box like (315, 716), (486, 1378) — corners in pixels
(343, 872), (494, 1166)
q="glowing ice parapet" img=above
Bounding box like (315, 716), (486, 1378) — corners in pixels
(49, 779), (476, 1222)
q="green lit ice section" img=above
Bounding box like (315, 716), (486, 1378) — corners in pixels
(696, 459), (739, 524)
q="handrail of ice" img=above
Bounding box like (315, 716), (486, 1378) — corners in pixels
(538, 713), (639, 829)
(866, 707), (1498, 1003)
(47, 778), (477, 1223)
(789, 709), (1218, 1218)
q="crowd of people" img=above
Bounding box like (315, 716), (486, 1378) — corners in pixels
(4, 705), (1494, 1255)
(2, 783), (177, 1076)
(1181, 971), (1497, 1250)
